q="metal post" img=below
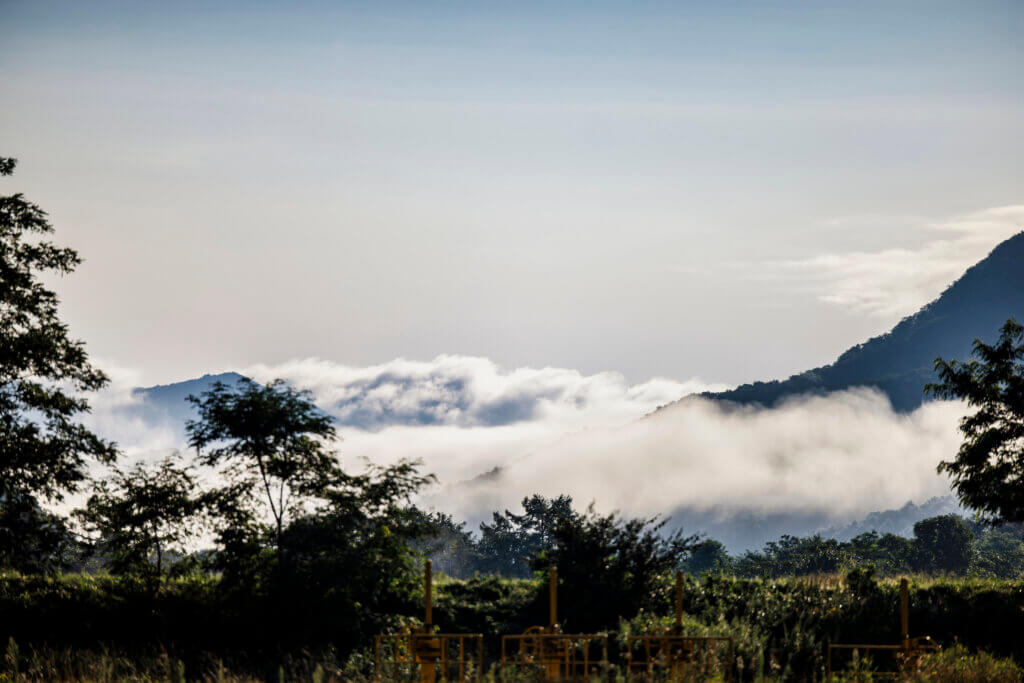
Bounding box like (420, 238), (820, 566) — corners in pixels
(420, 559), (436, 683)
(425, 559), (433, 627)
(668, 570), (684, 681)
(675, 571), (683, 631)
(549, 567), (558, 629)
(900, 578), (909, 650)
(546, 567), (561, 680)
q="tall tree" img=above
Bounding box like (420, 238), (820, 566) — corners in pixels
(186, 377), (341, 553)
(927, 318), (1024, 523)
(0, 157), (116, 570)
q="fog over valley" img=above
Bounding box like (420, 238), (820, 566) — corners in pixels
(82, 355), (966, 551)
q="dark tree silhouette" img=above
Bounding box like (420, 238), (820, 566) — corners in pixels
(912, 514), (974, 574)
(76, 454), (210, 577)
(928, 318), (1024, 523)
(530, 501), (698, 632)
(186, 377), (340, 553)
(0, 157), (116, 570)
(475, 494), (576, 577)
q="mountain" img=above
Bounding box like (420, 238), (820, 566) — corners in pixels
(694, 231), (1024, 411)
(130, 371), (247, 428)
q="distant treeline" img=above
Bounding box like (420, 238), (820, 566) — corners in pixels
(422, 495), (1024, 581)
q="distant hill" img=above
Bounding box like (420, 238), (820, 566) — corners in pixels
(693, 231), (1024, 411)
(131, 371), (247, 428)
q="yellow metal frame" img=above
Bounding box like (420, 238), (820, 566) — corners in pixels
(625, 633), (734, 681)
(375, 630), (484, 682)
(826, 579), (941, 680)
(500, 631), (608, 680)
(375, 560), (485, 682)
(498, 567), (609, 681)
(624, 572), (734, 681)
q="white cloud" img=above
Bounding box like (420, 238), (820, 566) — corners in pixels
(780, 206), (1024, 317)
(242, 356), (727, 431)
(81, 358), (966, 550)
(422, 389), (965, 548)
(452, 388), (960, 516)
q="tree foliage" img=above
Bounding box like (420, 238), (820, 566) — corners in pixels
(277, 460), (436, 642)
(682, 538), (731, 575)
(0, 490), (79, 573)
(0, 157), (116, 500)
(0, 156), (115, 570)
(76, 455), (210, 577)
(928, 318), (1024, 523)
(912, 514), (974, 574)
(186, 378), (340, 551)
(528, 498), (698, 632)
(475, 494), (575, 577)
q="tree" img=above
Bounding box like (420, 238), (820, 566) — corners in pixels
(682, 538), (731, 575)
(927, 318), (1024, 523)
(912, 514), (974, 574)
(276, 460), (436, 644)
(0, 492), (80, 573)
(530, 500), (698, 632)
(734, 534), (844, 578)
(973, 524), (1024, 579)
(76, 454), (209, 577)
(418, 511), (480, 579)
(475, 494), (576, 577)
(0, 157), (116, 569)
(186, 377), (341, 554)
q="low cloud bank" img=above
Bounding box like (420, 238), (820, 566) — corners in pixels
(243, 356), (725, 431)
(82, 359), (964, 550)
(418, 388), (965, 550)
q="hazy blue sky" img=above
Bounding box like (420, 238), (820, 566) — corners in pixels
(2, 1), (1022, 386)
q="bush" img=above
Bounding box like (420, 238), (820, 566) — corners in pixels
(901, 644), (1023, 682)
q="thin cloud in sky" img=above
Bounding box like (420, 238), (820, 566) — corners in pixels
(779, 205), (1024, 318)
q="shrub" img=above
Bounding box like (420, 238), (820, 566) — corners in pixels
(901, 644), (1023, 682)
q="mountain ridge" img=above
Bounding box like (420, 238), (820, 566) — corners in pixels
(681, 231), (1024, 411)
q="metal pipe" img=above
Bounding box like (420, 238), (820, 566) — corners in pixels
(900, 578), (909, 649)
(549, 567), (558, 628)
(675, 570), (683, 630)
(425, 559), (433, 626)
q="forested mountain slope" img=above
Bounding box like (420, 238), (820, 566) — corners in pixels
(697, 232), (1024, 411)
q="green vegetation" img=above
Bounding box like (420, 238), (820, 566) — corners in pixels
(928, 317), (1024, 524)
(2, 571), (1023, 681)
(0, 156), (116, 573)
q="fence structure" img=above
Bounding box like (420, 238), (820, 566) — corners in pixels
(624, 571), (734, 681)
(826, 578), (940, 680)
(499, 567), (609, 681)
(375, 560), (484, 682)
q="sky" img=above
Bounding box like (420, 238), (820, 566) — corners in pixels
(2, 1), (1022, 390)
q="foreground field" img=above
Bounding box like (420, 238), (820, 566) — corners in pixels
(2, 571), (1022, 681)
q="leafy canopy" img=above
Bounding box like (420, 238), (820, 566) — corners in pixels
(76, 454), (210, 577)
(186, 377), (341, 548)
(927, 318), (1024, 523)
(0, 157), (116, 502)
(526, 496), (697, 632)
(1, 156), (115, 572)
